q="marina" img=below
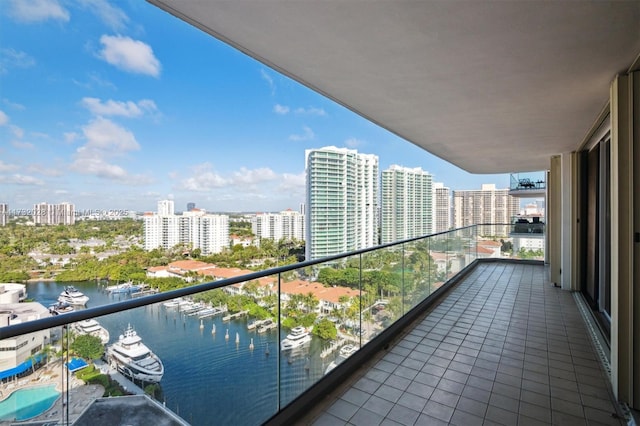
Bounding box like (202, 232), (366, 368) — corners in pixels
(25, 280), (334, 426)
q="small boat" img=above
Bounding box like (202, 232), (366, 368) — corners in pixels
(257, 319), (276, 333)
(72, 319), (110, 344)
(106, 281), (141, 294)
(58, 286), (89, 306)
(280, 326), (312, 351)
(163, 298), (183, 308)
(106, 324), (164, 383)
(49, 301), (75, 315)
(325, 344), (358, 374)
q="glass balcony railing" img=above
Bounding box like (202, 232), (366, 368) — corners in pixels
(0, 224), (545, 425)
(509, 172), (546, 192)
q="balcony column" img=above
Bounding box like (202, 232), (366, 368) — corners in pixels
(610, 72), (639, 409)
(548, 156), (561, 285)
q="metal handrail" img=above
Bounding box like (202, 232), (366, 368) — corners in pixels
(0, 223), (493, 339)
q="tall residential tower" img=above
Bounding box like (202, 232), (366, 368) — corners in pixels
(381, 165), (433, 244)
(432, 182), (451, 233)
(452, 184), (519, 236)
(305, 146), (378, 260)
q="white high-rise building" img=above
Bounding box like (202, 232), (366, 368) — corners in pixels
(157, 200), (175, 216)
(381, 165), (433, 244)
(0, 204), (7, 226)
(252, 209), (305, 241)
(305, 146), (379, 260)
(453, 184), (519, 236)
(432, 182), (451, 233)
(32, 202), (75, 225)
(144, 201), (229, 255)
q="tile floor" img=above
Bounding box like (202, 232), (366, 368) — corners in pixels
(302, 262), (626, 426)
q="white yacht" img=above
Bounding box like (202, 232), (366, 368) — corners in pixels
(49, 301), (75, 315)
(324, 344), (358, 374)
(58, 286), (89, 306)
(72, 319), (110, 345)
(280, 326), (312, 351)
(107, 324), (164, 383)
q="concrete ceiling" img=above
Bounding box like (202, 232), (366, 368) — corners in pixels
(149, 1), (640, 174)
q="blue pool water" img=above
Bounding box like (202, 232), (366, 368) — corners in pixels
(0, 385), (60, 421)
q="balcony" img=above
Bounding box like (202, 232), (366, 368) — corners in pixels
(0, 224), (629, 425)
(509, 173), (546, 198)
(298, 261), (626, 426)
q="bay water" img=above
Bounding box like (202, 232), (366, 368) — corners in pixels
(27, 281), (330, 425)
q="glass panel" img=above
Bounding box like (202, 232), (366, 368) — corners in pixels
(281, 254), (362, 403)
(448, 228), (466, 277)
(360, 245), (403, 342)
(403, 237), (434, 310)
(10, 276), (285, 425)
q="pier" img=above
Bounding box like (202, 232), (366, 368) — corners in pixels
(320, 338), (346, 359)
(132, 288), (159, 298)
(222, 310), (249, 322)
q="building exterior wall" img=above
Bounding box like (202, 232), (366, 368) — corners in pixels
(32, 202), (75, 225)
(0, 204), (7, 226)
(305, 146), (379, 260)
(143, 201), (229, 254)
(452, 184), (518, 236)
(381, 165), (433, 244)
(432, 182), (451, 233)
(252, 210), (305, 241)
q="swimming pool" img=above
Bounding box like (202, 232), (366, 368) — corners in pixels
(0, 384), (60, 421)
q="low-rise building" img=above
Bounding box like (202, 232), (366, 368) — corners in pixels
(0, 302), (51, 381)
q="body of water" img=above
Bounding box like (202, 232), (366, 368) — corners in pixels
(26, 281), (333, 425)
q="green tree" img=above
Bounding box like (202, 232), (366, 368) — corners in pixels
(70, 334), (104, 360)
(313, 318), (338, 340)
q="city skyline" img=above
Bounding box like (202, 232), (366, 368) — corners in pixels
(0, 0), (515, 212)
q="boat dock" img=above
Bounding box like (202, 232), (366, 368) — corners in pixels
(320, 338), (347, 359)
(257, 319), (277, 333)
(132, 288), (159, 298)
(198, 305), (228, 319)
(222, 310), (249, 322)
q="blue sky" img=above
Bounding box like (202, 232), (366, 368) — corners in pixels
(0, 0), (512, 213)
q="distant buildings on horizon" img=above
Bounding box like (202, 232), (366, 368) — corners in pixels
(1, 148), (544, 263)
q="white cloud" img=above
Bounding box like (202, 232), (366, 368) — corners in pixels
(179, 163), (229, 192)
(289, 126), (315, 141)
(0, 174), (44, 185)
(231, 167), (277, 185)
(64, 132), (79, 144)
(278, 172), (306, 192)
(8, 0), (69, 23)
(0, 160), (19, 172)
(81, 117), (140, 152)
(273, 104), (290, 115)
(345, 137), (365, 148)
(12, 140), (34, 149)
(260, 69), (275, 95)
(294, 106), (327, 116)
(70, 117), (149, 184)
(81, 97), (158, 118)
(26, 164), (63, 177)
(0, 110), (8, 126)
(10, 125), (24, 139)
(0, 48), (36, 74)
(3, 99), (25, 110)
(98, 35), (161, 77)
(78, 0), (129, 31)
